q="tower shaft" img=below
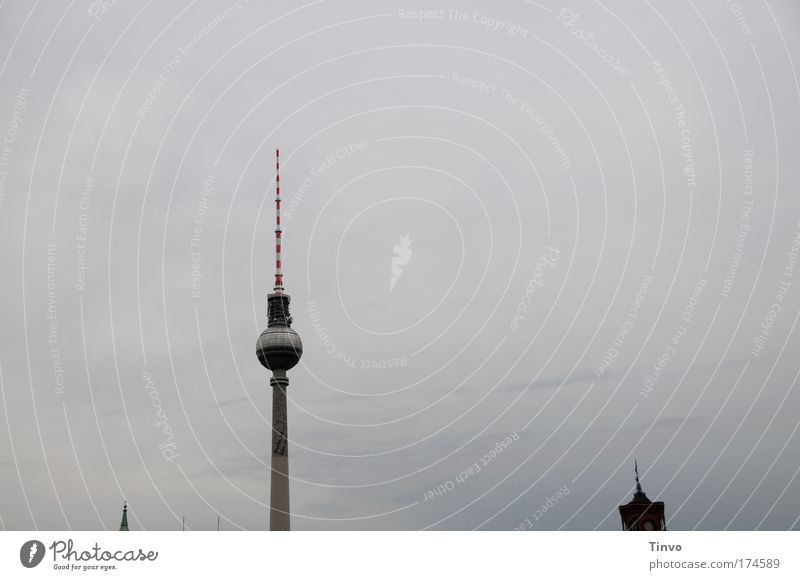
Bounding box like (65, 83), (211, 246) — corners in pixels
(270, 371), (290, 530)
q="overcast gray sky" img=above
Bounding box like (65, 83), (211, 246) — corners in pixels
(1, 0), (800, 531)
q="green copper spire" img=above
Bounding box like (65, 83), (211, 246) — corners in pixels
(119, 501), (129, 531)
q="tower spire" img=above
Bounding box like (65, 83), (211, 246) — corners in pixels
(632, 459), (649, 501)
(118, 501), (129, 531)
(635, 459), (642, 495)
(274, 148), (283, 292)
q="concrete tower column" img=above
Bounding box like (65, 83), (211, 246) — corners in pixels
(269, 370), (290, 531)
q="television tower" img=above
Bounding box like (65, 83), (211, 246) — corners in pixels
(256, 149), (303, 531)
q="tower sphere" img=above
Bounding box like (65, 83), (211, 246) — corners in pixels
(256, 325), (303, 371)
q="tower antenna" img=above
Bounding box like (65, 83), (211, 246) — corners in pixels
(274, 148), (283, 292)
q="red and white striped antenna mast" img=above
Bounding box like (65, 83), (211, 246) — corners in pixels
(274, 148), (284, 292)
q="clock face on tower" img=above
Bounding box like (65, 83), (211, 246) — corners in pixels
(643, 519), (655, 531)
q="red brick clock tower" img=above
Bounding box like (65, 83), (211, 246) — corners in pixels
(619, 461), (666, 531)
